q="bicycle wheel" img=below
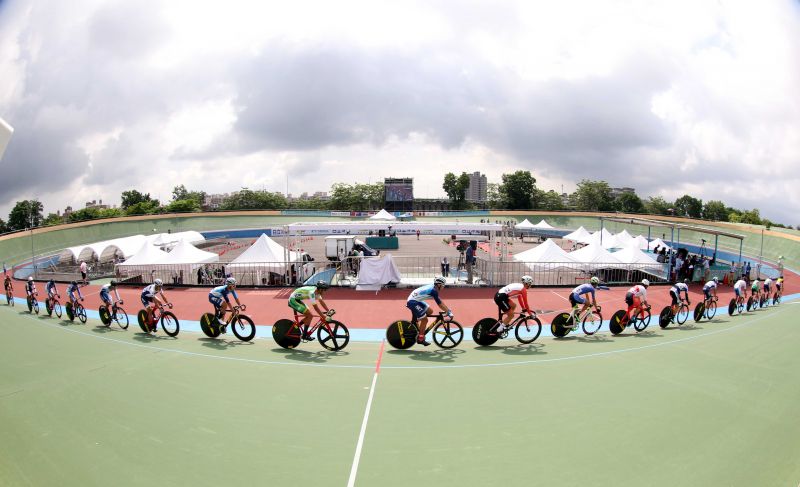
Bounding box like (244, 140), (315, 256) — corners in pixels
(76, 304), (87, 324)
(759, 295), (766, 308)
(746, 296), (754, 311)
(693, 303), (704, 323)
(6, 292), (12, 306)
(54, 301), (62, 318)
(658, 306), (672, 329)
(581, 311), (603, 336)
(232, 315), (256, 342)
(317, 320), (349, 351)
(200, 312), (221, 338)
(66, 302), (75, 321)
(385, 320), (416, 349)
(774, 293), (781, 305)
(472, 318), (500, 346)
(160, 311), (180, 337)
(676, 305), (688, 325)
(737, 300), (744, 314)
(32, 299), (39, 315)
(432, 320), (463, 349)
(609, 310), (627, 335)
(45, 299), (52, 316)
(705, 301), (717, 320)
(727, 299), (736, 316)
(27, 296), (32, 313)
(550, 313), (572, 338)
(273, 319), (302, 349)
(113, 307), (129, 329)
(137, 309), (150, 333)
(515, 316), (542, 343)
(99, 306), (112, 326)
(633, 309), (650, 332)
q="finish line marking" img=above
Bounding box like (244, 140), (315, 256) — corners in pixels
(347, 339), (384, 487)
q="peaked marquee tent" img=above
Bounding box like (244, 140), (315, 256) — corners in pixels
(568, 243), (624, 267)
(563, 226), (591, 242)
(513, 239), (577, 270)
(368, 209), (396, 221)
(514, 219), (535, 229)
(158, 239), (218, 265)
(532, 219), (555, 229)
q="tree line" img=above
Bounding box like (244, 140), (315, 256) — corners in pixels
(0, 176), (792, 232)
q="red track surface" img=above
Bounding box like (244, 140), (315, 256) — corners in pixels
(17, 272), (798, 328)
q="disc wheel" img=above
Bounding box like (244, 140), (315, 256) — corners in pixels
(113, 307), (129, 329)
(581, 311), (603, 336)
(550, 313), (572, 338)
(76, 304), (87, 324)
(472, 318), (500, 346)
(66, 302), (75, 322)
(658, 306), (672, 329)
(27, 296), (33, 313)
(160, 311), (180, 337)
(317, 320), (349, 351)
(746, 296), (754, 311)
(137, 309), (150, 333)
(432, 320), (463, 349)
(609, 310), (627, 335)
(633, 309), (651, 331)
(515, 316), (542, 343)
(693, 303), (704, 323)
(200, 312), (222, 338)
(99, 306), (112, 326)
(232, 315), (257, 342)
(45, 299), (53, 316)
(727, 299), (736, 316)
(273, 319), (302, 349)
(385, 320), (416, 350)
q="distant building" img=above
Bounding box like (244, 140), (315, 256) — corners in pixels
(85, 199), (110, 210)
(466, 172), (487, 202)
(610, 187), (636, 199)
(204, 193), (233, 209)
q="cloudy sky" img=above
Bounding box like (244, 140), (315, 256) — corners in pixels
(0, 0), (798, 223)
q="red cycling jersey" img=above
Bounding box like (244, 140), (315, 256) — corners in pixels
(499, 283), (530, 311)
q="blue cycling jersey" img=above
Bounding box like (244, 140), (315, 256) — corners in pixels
(67, 283), (83, 299)
(407, 284), (442, 305)
(571, 283), (595, 298)
(210, 285), (238, 302)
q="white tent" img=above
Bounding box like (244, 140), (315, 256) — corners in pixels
(515, 219), (535, 229)
(613, 244), (662, 265)
(532, 219), (555, 229)
(649, 238), (671, 251)
(601, 233), (628, 250)
(149, 231), (205, 247)
(615, 229), (634, 243)
(631, 235), (651, 251)
(356, 254), (402, 291)
(568, 243), (625, 267)
(563, 226), (591, 242)
(513, 239), (577, 270)
(159, 239), (218, 265)
(368, 209), (396, 221)
(116, 242), (169, 267)
(98, 235), (147, 262)
(230, 234), (298, 270)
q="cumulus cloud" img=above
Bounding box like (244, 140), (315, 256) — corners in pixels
(0, 0), (798, 224)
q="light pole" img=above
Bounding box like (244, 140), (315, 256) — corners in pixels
(29, 203), (35, 280)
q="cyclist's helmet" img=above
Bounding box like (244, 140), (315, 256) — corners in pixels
(109, 281), (116, 287)
(28, 276), (33, 281)
(713, 276), (719, 284)
(521, 275), (534, 286)
(433, 276), (446, 286)
(641, 279), (650, 287)
(316, 280), (330, 290)
(590, 276), (600, 285)
(683, 278), (689, 284)
(225, 277), (236, 286)
(154, 278), (163, 286)
(71, 280), (77, 286)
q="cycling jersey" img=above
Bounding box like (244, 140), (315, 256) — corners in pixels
(670, 282), (689, 297)
(497, 283), (530, 311)
(733, 280), (746, 296)
(46, 281), (57, 295)
(67, 283), (83, 301)
(702, 281), (717, 291)
(572, 283), (596, 298)
(291, 286), (318, 303)
(210, 285), (238, 302)
(25, 281), (36, 295)
(751, 281), (760, 292)
(776, 278), (783, 288)
(100, 284), (119, 304)
(764, 278), (772, 289)
(627, 285), (647, 299)
(407, 284), (442, 305)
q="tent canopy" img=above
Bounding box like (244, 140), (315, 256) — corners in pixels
(368, 209), (396, 221)
(229, 234), (299, 272)
(649, 238), (671, 251)
(568, 243), (624, 266)
(532, 219), (554, 229)
(513, 239), (576, 263)
(158, 239), (218, 265)
(116, 242), (169, 267)
(514, 219), (535, 229)
(613, 244), (661, 265)
(563, 226), (591, 242)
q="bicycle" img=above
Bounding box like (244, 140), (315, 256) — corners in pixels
(4, 285), (12, 306)
(693, 295), (718, 322)
(727, 295), (746, 316)
(610, 306), (651, 335)
(272, 310), (349, 351)
(137, 303), (179, 336)
(773, 289), (782, 306)
(745, 294), (756, 312)
(200, 305), (256, 342)
(472, 310), (542, 346)
(550, 304), (603, 338)
(386, 312), (463, 349)
(659, 300), (690, 328)
(26, 293), (40, 315)
(45, 294), (63, 318)
(65, 299), (87, 324)
(99, 300), (129, 329)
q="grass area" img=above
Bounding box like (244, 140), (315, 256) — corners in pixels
(1, 296), (799, 486)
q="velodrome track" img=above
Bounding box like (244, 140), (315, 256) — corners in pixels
(1, 283), (799, 486)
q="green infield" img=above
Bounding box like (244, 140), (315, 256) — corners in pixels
(1, 300), (799, 486)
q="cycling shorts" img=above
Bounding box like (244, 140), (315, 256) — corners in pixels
(288, 297), (308, 314)
(703, 288), (712, 300)
(670, 290), (679, 306)
(209, 295), (224, 309)
(625, 292), (634, 306)
(100, 291), (112, 305)
(569, 293), (585, 306)
(140, 294), (154, 307)
(406, 300), (429, 320)
(734, 288), (742, 297)
(494, 292), (511, 313)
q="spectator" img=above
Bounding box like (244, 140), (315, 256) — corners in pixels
(465, 243), (474, 284)
(197, 266), (204, 284)
(416, 229), (420, 240)
(777, 256), (784, 277)
(745, 261), (752, 280)
(80, 260), (88, 284)
(441, 257), (450, 278)
(703, 257), (710, 282)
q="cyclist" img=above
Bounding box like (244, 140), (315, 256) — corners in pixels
(25, 277), (37, 304)
(141, 279), (168, 330)
(209, 277), (244, 325)
(45, 279), (59, 309)
(288, 281), (332, 341)
(66, 280), (84, 308)
(669, 279), (690, 317)
(407, 276), (452, 346)
(3, 273), (12, 295)
(775, 276), (784, 298)
(750, 278), (761, 302)
(763, 277), (773, 300)
(568, 276), (602, 327)
(702, 276), (719, 307)
(494, 275), (534, 333)
(625, 279), (651, 322)
(100, 281), (121, 311)
(733, 278), (747, 306)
